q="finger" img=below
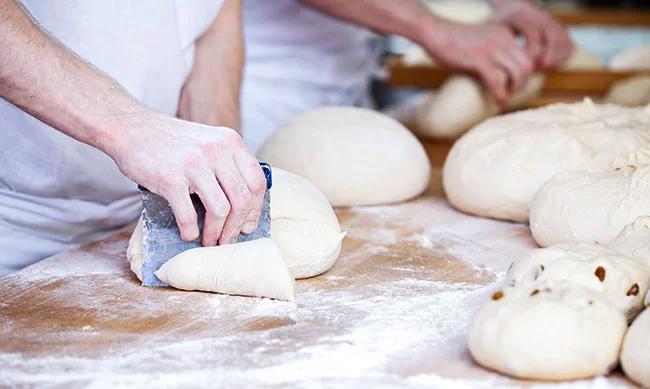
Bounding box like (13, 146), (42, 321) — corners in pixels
(189, 169), (230, 247)
(476, 62), (508, 106)
(234, 151), (266, 234)
(165, 186), (199, 242)
(214, 157), (253, 245)
(517, 24), (543, 66)
(493, 50), (526, 94)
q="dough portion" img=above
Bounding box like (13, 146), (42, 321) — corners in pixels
(506, 243), (650, 320)
(468, 282), (627, 381)
(443, 100), (650, 222)
(155, 238), (295, 301)
(270, 168), (345, 278)
(610, 45), (650, 71)
(530, 165), (650, 247)
(562, 49), (605, 70)
(610, 216), (650, 268)
(413, 74), (544, 140)
(258, 106), (431, 207)
(127, 217), (144, 281)
(606, 76), (650, 107)
(621, 308), (650, 388)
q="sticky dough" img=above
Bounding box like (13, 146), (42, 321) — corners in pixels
(443, 100), (650, 222)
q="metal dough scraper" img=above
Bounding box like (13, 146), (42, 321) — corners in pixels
(139, 162), (272, 286)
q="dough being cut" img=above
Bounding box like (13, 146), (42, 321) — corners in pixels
(621, 308), (650, 388)
(530, 164), (650, 247)
(606, 76), (650, 107)
(610, 45), (650, 71)
(414, 74), (544, 140)
(468, 282), (627, 381)
(610, 216), (650, 268)
(258, 107), (431, 207)
(270, 168), (345, 278)
(443, 100), (650, 222)
(155, 238), (295, 301)
(506, 243), (650, 320)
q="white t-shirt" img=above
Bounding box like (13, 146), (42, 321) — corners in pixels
(0, 0), (222, 274)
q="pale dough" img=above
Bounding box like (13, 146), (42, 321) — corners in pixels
(621, 308), (650, 388)
(610, 45), (650, 71)
(610, 216), (650, 268)
(443, 100), (650, 222)
(562, 49), (605, 70)
(468, 282), (627, 381)
(413, 74), (544, 140)
(257, 106), (431, 207)
(606, 75), (650, 107)
(506, 243), (650, 320)
(155, 238), (295, 301)
(530, 164), (650, 247)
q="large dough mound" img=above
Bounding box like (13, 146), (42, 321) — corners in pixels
(257, 106), (431, 207)
(271, 168), (345, 278)
(413, 74), (544, 140)
(506, 243), (650, 320)
(621, 308), (650, 388)
(530, 165), (650, 247)
(468, 283), (627, 381)
(443, 100), (650, 222)
(155, 238), (295, 301)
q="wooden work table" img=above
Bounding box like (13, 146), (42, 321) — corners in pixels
(0, 171), (636, 387)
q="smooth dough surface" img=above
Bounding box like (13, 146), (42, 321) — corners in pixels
(270, 168), (345, 278)
(258, 106), (431, 207)
(506, 243), (650, 320)
(443, 100), (650, 222)
(530, 165), (650, 247)
(562, 49), (605, 70)
(468, 282), (627, 381)
(610, 45), (650, 71)
(606, 75), (650, 107)
(155, 238), (295, 301)
(610, 216), (650, 268)
(621, 308), (650, 388)
(413, 74), (544, 140)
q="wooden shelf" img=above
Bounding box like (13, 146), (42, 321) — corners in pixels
(549, 8), (650, 27)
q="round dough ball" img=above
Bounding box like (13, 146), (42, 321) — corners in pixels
(621, 308), (650, 388)
(611, 216), (650, 268)
(530, 165), (650, 247)
(443, 100), (650, 222)
(258, 106), (431, 207)
(610, 45), (650, 71)
(606, 75), (650, 107)
(424, 0), (493, 24)
(506, 243), (650, 320)
(563, 49), (606, 70)
(468, 283), (627, 381)
(270, 168), (345, 279)
(155, 238), (295, 301)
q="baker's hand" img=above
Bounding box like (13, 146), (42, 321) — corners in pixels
(491, 0), (575, 69)
(107, 114), (265, 246)
(422, 20), (534, 105)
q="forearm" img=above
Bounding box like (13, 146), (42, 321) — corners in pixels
(0, 0), (151, 154)
(183, 0), (243, 129)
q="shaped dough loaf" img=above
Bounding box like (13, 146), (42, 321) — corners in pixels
(506, 243), (650, 320)
(606, 75), (650, 107)
(621, 308), (650, 388)
(530, 165), (650, 247)
(155, 238), (295, 301)
(443, 100), (650, 222)
(610, 45), (650, 71)
(258, 107), (431, 207)
(468, 282), (627, 381)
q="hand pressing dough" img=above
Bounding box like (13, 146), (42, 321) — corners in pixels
(610, 45), (650, 71)
(270, 168), (345, 278)
(530, 165), (650, 247)
(606, 76), (650, 107)
(258, 107), (431, 207)
(621, 308), (650, 388)
(154, 238), (295, 301)
(468, 282), (627, 381)
(610, 216), (650, 268)
(413, 74), (544, 140)
(506, 243), (650, 320)
(443, 100), (650, 222)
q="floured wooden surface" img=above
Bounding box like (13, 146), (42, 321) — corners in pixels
(0, 171), (635, 388)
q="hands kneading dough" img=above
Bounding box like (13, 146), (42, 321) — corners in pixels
(469, 218), (650, 381)
(126, 168), (345, 300)
(258, 107), (431, 207)
(444, 100), (650, 222)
